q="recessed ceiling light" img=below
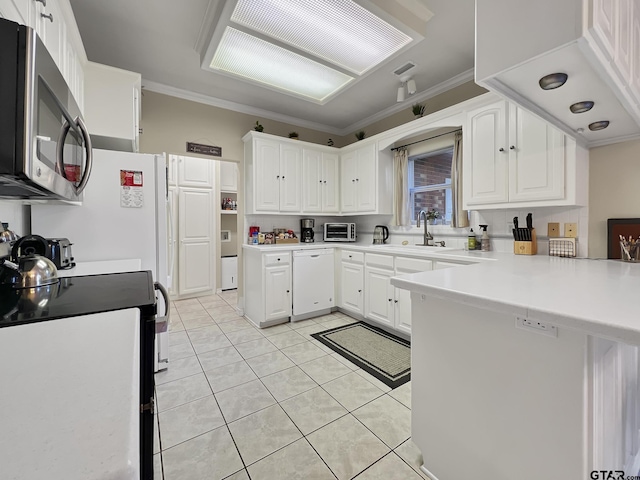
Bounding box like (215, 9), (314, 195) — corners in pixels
(230, 0), (413, 75)
(539, 73), (568, 90)
(588, 120), (610, 131)
(210, 28), (354, 102)
(570, 101), (594, 113)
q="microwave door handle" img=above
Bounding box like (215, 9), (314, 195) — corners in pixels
(55, 119), (72, 177)
(74, 116), (93, 195)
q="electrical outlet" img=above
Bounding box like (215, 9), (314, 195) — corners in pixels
(547, 222), (560, 237)
(564, 223), (577, 238)
(516, 317), (558, 338)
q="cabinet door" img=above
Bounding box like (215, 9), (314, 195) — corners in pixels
(220, 161), (238, 192)
(465, 101), (509, 205)
(302, 149), (322, 213)
(356, 144), (376, 212)
(321, 152), (340, 213)
(364, 266), (394, 327)
(279, 143), (302, 212)
(178, 156), (214, 188)
(167, 187), (179, 295)
(340, 151), (358, 212)
(167, 155), (177, 186)
(340, 261), (363, 315)
(178, 188), (212, 295)
(509, 105), (565, 202)
(394, 257), (433, 335)
(40, 0), (65, 72)
(254, 138), (281, 212)
(593, 0), (618, 58)
(615, 0), (632, 81)
(265, 265), (291, 321)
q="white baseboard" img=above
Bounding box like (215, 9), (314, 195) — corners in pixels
(420, 465), (440, 480)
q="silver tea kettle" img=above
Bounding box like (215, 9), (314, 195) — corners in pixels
(0, 235), (59, 288)
(373, 225), (389, 245)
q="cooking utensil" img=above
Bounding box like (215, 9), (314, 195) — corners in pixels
(513, 217), (519, 240)
(0, 255), (59, 288)
(373, 225), (389, 245)
(0, 223), (19, 243)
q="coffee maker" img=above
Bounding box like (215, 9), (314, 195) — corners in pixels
(301, 218), (315, 243)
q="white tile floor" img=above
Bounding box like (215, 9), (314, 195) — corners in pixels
(153, 291), (428, 480)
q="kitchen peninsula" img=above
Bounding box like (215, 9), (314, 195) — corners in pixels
(391, 255), (640, 480)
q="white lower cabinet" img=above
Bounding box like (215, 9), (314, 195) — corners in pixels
(338, 250), (365, 316)
(364, 254), (395, 328)
(393, 257), (434, 335)
(244, 250), (292, 327)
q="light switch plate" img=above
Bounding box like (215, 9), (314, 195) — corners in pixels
(564, 223), (577, 238)
(548, 223), (560, 237)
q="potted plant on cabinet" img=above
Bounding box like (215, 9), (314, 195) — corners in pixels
(254, 121), (264, 132)
(355, 130), (366, 141)
(412, 103), (426, 118)
(288, 131), (299, 139)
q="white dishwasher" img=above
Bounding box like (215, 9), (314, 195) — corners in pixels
(292, 249), (335, 321)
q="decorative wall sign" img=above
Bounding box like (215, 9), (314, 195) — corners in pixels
(120, 170), (144, 208)
(186, 142), (222, 157)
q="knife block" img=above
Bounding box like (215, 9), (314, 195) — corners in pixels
(514, 229), (537, 255)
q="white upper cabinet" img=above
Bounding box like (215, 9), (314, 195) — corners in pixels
(177, 155), (214, 188)
(219, 161), (238, 192)
(83, 62), (141, 152)
(340, 141), (387, 214)
(244, 133), (304, 214)
(302, 148), (339, 213)
(475, 0), (640, 147)
(464, 100), (583, 209)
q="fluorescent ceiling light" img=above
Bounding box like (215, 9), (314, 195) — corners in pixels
(230, 0), (413, 75)
(210, 28), (354, 101)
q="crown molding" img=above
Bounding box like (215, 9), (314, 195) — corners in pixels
(142, 80), (345, 135)
(142, 68), (475, 138)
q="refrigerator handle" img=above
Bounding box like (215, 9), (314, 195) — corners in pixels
(167, 194), (175, 284)
(154, 282), (170, 319)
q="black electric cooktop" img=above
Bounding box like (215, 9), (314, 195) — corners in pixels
(0, 271), (157, 328)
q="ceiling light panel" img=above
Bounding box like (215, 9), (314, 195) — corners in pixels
(211, 28), (354, 102)
(230, 0), (413, 75)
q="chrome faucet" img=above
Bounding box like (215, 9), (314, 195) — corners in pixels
(416, 210), (434, 246)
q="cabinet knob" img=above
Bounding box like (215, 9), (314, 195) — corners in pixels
(358, 289), (362, 293)
(41, 12), (53, 22)
(394, 300), (398, 303)
(499, 147), (505, 152)
(277, 258), (280, 261)
(286, 290), (290, 293)
(510, 145), (515, 150)
(348, 255), (352, 258)
(323, 180), (327, 184)
(388, 298), (392, 302)
(282, 176), (285, 180)
(319, 180), (322, 183)
(35, 0), (46, 5)
(276, 175), (280, 179)
(352, 179), (355, 182)
(356, 178), (359, 182)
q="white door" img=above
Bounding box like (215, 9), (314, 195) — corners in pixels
(509, 105), (565, 202)
(340, 261), (363, 314)
(178, 156), (214, 188)
(178, 188), (212, 295)
(167, 155), (177, 186)
(322, 152), (340, 213)
(364, 266), (394, 327)
(167, 186), (179, 295)
(593, 0), (618, 58)
(340, 151), (358, 212)
(279, 143), (302, 212)
(40, 0), (64, 74)
(465, 101), (509, 205)
(302, 149), (322, 213)
(265, 265), (291, 321)
(255, 138), (281, 212)
(356, 144), (376, 212)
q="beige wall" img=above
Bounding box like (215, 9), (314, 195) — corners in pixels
(342, 81), (488, 143)
(588, 139), (640, 258)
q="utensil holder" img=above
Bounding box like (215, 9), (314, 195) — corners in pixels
(620, 241), (640, 262)
(514, 229), (537, 255)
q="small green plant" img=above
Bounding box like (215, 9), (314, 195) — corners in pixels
(254, 121), (264, 132)
(355, 130), (366, 141)
(412, 103), (425, 117)
(327, 138), (334, 146)
(426, 208), (440, 221)
(288, 131), (299, 139)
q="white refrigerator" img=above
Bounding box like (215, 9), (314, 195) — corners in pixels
(31, 149), (170, 289)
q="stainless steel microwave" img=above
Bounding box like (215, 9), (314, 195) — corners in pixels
(324, 223), (356, 242)
(0, 18), (92, 201)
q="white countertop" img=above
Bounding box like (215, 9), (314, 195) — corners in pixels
(391, 254), (640, 345)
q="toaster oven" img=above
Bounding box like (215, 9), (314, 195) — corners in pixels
(323, 223), (356, 242)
